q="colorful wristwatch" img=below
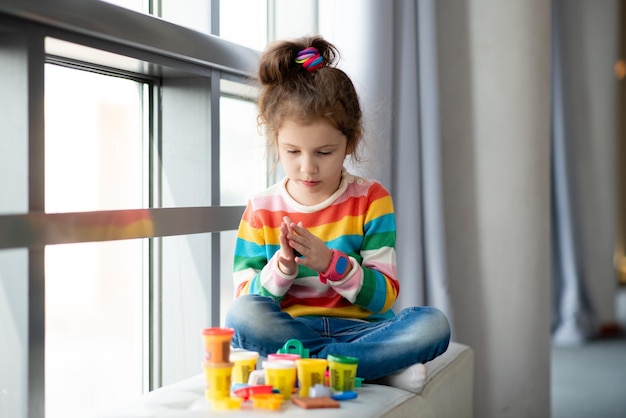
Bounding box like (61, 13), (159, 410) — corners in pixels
(319, 250), (350, 284)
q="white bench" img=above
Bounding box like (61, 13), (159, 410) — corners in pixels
(93, 342), (473, 418)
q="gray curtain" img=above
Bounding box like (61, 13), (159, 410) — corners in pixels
(551, 0), (596, 345)
(321, 0), (455, 338)
(392, 0), (455, 338)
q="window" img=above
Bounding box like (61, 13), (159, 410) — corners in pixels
(45, 65), (147, 213)
(219, 91), (268, 321)
(44, 64), (148, 417)
(219, 0), (268, 50)
(0, 1), (323, 417)
(220, 94), (268, 206)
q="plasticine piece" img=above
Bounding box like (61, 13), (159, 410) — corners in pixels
(212, 397), (243, 410)
(277, 339), (310, 358)
(250, 394), (284, 411)
(291, 395), (340, 409)
(332, 391), (358, 401)
(309, 384), (332, 398)
(233, 385), (274, 401)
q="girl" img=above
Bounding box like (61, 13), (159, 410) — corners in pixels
(225, 36), (450, 382)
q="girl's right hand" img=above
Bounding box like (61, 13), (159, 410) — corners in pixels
(277, 216), (298, 275)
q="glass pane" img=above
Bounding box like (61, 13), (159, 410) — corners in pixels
(0, 36), (28, 215)
(160, 0), (212, 34)
(160, 77), (212, 208)
(220, 0), (267, 50)
(220, 96), (267, 205)
(45, 64), (145, 212)
(273, 0), (318, 40)
(161, 233), (212, 385)
(44, 64), (147, 418)
(99, 0), (146, 13)
(0, 249), (28, 418)
(220, 230), (238, 321)
(45, 241), (145, 418)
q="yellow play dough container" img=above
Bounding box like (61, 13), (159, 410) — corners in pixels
(203, 361), (233, 400)
(327, 354), (359, 392)
(230, 349), (259, 385)
(295, 358), (328, 398)
(263, 360), (297, 400)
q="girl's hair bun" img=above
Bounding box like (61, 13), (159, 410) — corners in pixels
(258, 36), (338, 85)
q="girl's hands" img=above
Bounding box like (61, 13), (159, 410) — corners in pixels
(277, 217), (298, 275)
(281, 216), (333, 273)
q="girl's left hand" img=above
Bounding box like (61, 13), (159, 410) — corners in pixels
(283, 217), (333, 273)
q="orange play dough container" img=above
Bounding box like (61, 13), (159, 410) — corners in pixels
(202, 327), (234, 363)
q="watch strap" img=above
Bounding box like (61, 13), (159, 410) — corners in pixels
(319, 249), (350, 284)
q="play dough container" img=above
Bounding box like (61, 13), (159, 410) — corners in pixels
(295, 358), (328, 398)
(230, 349), (259, 385)
(327, 354), (359, 392)
(202, 327), (234, 363)
(262, 360), (297, 400)
(267, 353), (301, 362)
(203, 361), (233, 400)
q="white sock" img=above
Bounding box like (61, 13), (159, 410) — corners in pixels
(373, 363), (427, 394)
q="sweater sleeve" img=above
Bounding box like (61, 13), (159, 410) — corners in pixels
(232, 201), (295, 301)
(327, 186), (400, 315)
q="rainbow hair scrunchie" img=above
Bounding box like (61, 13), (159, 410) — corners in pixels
(295, 47), (324, 72)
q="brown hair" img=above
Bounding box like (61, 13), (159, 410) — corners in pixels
(256, 35), (363, 161)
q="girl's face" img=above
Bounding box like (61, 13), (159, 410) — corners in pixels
(277, 118), (351, 206)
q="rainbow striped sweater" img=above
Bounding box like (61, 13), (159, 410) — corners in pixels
(233, 171), (400, 321)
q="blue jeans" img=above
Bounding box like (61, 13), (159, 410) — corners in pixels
(224, 294), (451, 380)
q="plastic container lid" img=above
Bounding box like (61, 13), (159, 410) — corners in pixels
(327, 354), (359, 364)
(202, 327), (234, 336)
